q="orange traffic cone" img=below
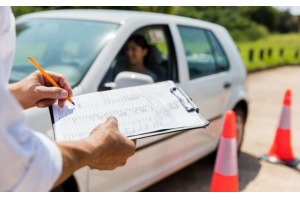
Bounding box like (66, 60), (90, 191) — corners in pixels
(210, 110), (238, 192)
(261, 89), (299, 166)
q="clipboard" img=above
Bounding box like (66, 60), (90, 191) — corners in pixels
(126, 85), (209, 140)
(49, 81), (209, 141)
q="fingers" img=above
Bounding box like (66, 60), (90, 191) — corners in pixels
(105, 116), (119, 130)
(35, 86), (68, 100)
(43, 71), (73, 98)
(132, 139), (137, 146)
(36, 99), (57, 108)
(106, 117), (135, 151)
(58, 99), (67, 108)
(106, 116), (118, 123)
(91, 116), (118, 134)
(127, 140), (136, 156)
(107, 160), (127, 170)
(106, 116), (118, 125)
(88, 115), (136, 171)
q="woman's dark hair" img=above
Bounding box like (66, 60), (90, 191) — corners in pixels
(126, 35), (149, 49)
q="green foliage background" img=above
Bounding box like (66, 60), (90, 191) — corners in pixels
(12, 6), (298, 42)
(11, 6), (300, 70)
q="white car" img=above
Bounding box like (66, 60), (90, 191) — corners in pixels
(11, 9), (248, 191)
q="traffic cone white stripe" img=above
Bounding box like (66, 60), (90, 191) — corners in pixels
(214, 137), (238, 176)
(278, 105), (290, 130)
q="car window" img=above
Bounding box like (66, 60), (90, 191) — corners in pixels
(11, 19), (119, 87)
(178, 26), (217, 79)
(99, 25), (177, 91)
(147, 28), (169, 60)
(206, 31), (229, 71)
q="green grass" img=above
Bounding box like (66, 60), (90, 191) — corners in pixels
(236, 33), (300, 71)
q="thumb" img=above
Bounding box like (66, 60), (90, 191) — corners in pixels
(106, 116), (118, 127)
(36, 86), (68, 100)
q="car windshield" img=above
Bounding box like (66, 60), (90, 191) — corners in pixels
(10, 18), (119, 87)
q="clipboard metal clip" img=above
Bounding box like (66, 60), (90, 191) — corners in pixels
(170, 87), (199, 113)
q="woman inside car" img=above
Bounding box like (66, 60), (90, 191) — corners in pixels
(124, 35), (158, 82)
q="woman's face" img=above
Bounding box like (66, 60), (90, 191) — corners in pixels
(125, 41), (148, 66)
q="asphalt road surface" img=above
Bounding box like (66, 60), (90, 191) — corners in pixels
(144, 66), (300, 192)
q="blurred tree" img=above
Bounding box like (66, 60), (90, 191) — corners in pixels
(277, 10), (299, 33)
(177, 6), (269, 42)
(12, 6), (54, 16)
(240, 6), (280, 32)
(10, 6), (298, 42)
(239, 6), (298, 33)
(137, 6), (179, 14)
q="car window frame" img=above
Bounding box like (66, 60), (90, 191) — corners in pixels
(177, 24), (230, 80)
(163, 25), (179, 82)
(205, 30), (230, 73)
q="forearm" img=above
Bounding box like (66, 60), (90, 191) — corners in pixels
(53, 140), (92, 188)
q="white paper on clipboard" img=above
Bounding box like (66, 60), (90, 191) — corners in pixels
(50, 81), (209, 142)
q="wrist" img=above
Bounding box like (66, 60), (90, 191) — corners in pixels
(9, 82), (28, 109)
(53, 140), (92, 187)
(9, 82), (22, 101)
(57, 140), (92, 171)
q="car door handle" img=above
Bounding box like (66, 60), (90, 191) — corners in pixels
(224, 82), (231, 89)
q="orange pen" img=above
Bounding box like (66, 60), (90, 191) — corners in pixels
(28, 56), (75, 106)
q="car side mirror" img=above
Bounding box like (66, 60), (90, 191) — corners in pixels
(109, 71), (154, 89)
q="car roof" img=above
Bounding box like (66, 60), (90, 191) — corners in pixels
(17, 9), (220, 29)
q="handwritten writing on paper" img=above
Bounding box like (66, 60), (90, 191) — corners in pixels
(52, 81), (204, 142)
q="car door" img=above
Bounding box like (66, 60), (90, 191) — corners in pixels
(175, 25), (232, 152)
(89, 23), (187, 191)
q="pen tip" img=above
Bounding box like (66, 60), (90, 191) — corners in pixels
(72, 102), (75, 106)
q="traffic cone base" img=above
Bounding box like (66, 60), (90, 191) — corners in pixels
(260, 89), (299, 167)
(210, 172), (238, 192)
(261, 154), (300, 167)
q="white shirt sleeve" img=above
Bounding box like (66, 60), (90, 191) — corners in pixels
(0, 7), (63, 192)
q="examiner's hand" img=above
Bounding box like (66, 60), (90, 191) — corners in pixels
(84, 116), (136, 170)
(9, 71), (73, 109)
(54, 116), (136, 187)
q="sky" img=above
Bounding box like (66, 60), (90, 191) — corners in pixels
(274, 6), (300, 15)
